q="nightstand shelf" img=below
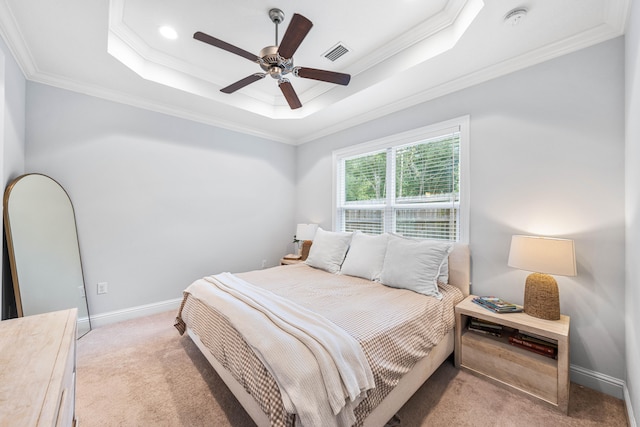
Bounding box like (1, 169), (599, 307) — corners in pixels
(280, 258), (304, 265)
(455, 295), (570, 413)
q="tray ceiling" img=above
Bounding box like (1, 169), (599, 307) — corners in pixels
(0, 0), (630, 144)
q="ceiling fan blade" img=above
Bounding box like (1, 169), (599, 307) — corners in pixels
(277, 14), (313, 59)
(278, 80), (302, 109)
(295, 67), (351, 86)
(194, 31), (259, 62)
(220, 74), (265, 94)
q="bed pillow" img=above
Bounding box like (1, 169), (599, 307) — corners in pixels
(380, 235), (453, 298)
(438, 256), (450, 285)
(304, 228), (352, 274)
(340, 231), (389, 281)
(389, 233), (450, 284)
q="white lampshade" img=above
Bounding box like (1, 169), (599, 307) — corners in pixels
(508, 235), (577, 276)
(295, 224), (318, 241)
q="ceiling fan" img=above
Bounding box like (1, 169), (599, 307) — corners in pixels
(193, 8), (351, 110)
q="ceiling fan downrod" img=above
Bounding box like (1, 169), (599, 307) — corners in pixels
(269, 8), (285, 46)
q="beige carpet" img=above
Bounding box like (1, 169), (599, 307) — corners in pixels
(76, 310), (628, 426)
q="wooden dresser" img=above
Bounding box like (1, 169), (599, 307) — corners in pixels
(0, 308), (78, 426)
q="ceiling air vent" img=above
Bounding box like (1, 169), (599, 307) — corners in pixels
(323, 43), (350, 62)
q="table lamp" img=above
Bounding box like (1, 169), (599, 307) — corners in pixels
(507, 235), (577, 320)
(295, 223), (318, 260)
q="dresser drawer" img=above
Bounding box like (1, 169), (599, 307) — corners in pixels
(0, 309), (78, 426)
(56, 321), (77, 427)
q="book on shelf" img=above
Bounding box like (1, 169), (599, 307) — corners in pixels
(517, 331), (558, 349)
(509, 334), (557, 359)
(468, 325), (502, 337)
(472, 296), (523, 313)
(517, 330), (558, 347)
(467, 317), (504, 337)
(470, 318), (502, 329)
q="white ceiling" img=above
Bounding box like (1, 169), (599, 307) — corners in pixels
(0, 0), (630, 144)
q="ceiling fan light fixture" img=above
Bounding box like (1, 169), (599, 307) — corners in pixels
(268, 66), (283, 79)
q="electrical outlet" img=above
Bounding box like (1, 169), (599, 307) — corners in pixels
(261, 259), (267, 268)
(97, 282), (108, 295)
(78, 286), (86, 298)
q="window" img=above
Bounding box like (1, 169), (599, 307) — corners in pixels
(333, 116), (469, 242)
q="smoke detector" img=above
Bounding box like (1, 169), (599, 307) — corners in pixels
(504, 8), (528, 26)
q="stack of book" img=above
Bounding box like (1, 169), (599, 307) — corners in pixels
(467, 317), (504, 337)
(472, 296), (523, 313)
(508, 331), (558, 359)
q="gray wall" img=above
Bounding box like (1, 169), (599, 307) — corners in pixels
(0, 38), (25, 184)
(1, 20), (634, 416)
(625, 0), (640, 422)
(297, 38), (626, 394)
(0, 36), (26, 318)
(25, 83), (296, 316)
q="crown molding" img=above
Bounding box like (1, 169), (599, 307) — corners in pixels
(25, 70), (297, 145)
(296, 17), (626, 145)
(0, 1), (38, 77)
(0, 0), (629, 146)
(15, 16), (626, 147)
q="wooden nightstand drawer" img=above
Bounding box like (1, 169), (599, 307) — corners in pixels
(455, 295), (570, 413)
(461, 331), (558, 404)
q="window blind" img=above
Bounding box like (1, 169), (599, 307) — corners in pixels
(334, 118), (467, 242)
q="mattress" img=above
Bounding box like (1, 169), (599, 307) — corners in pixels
(176, 263), (463, 427)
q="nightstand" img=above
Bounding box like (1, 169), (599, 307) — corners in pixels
(454, 295), (570, 413)
(280, 258), (304, 265)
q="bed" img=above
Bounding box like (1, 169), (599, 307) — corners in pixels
(175, 231), (470, 427)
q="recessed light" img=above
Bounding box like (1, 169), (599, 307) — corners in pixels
(159, 26), (178, 40)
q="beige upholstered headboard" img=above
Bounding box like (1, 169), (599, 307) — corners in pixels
(448, 243), (470, 297)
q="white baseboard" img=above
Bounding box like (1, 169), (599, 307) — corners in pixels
(624, 383), (638, 427)
(571, 364), (625, 399)
(571, 364), (637, 426)
(88, 297), (183, 329)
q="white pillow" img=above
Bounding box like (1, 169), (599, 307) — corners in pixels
(380, 235), (453, 298)
(340, 231), (389, 281)
(390, 233), (450, 284)
(439, 256), (450, 284)
(304, 228), (352, 274)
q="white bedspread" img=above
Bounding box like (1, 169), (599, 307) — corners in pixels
(185, 272), (375, 427)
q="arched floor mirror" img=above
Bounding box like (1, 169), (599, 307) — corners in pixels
(3, 174), (91, 337)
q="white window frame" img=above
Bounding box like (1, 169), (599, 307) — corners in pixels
(332, 116), (470, 243)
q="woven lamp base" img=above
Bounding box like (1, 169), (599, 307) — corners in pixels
(523, 272), (560, 320)
(300, 240), (313, 261)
